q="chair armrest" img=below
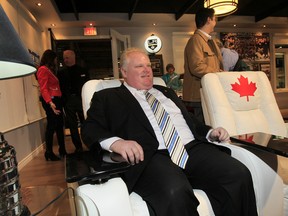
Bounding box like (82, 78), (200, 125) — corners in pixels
(285, 122), (288, 135)
(214, 141), (284, 216)
(65, 151), (130, 184)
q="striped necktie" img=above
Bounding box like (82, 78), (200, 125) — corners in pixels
(145, 91), (189, 169)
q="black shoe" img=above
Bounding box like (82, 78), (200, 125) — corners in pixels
(74, 148), (83, 154)
(59, 148), (67, 158)
(45, 152), (60, 161)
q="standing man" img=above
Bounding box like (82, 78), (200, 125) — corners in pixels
(81, 47), (257, 216)
(58, 50), (89, 153)
(183, 8), (223, 123)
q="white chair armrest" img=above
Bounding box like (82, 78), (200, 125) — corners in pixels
(76, 178), (134, 216)
(214, 142), (284, 216)
(129, 192), (150, 216)
(285, 123), (288, 137)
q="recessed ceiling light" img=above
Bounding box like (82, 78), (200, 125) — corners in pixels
(263, 25), (266, 28)
(152, 23), (157, 26)
(36, 3), (42, 7)
(51, 23), (56, 27)
(233, 24), (237, 27)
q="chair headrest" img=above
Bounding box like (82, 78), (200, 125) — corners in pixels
(215, 72), (262, 111)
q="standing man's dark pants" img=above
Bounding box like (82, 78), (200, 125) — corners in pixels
(183, 101), (205, 124)
(64, 95), (85, 152)
(133, 142), (258, 216)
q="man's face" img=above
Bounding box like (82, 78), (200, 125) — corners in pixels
(63, 51), (75, 67)
(121, 51), (153, 90)
(207, 16), (217, 33)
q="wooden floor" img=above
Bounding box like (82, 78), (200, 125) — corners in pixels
(19, 135), (80, 216)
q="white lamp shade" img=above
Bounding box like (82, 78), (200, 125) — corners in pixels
(204, 0), (238, 17)
(0, 4), (36, 80)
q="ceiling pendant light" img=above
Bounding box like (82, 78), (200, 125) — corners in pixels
(204, 0), (238, 17)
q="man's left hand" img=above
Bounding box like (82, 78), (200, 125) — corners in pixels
(209, 127), (230, 142)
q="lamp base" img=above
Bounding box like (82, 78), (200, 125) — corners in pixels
(0, 133), (31, 216)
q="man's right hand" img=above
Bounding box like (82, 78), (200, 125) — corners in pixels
(110, 139), (144, 165)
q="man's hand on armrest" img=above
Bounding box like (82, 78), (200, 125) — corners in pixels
(110, 139), (144, 165)
(208, 127), (230, 143)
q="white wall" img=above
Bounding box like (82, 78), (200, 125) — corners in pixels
(0, 0), (49, 168)
(113, 27), (193, 75)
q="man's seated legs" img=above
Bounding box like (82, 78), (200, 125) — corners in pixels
(133, 151), (200, 216)
(133, 143), (257, 216)
(185, 142), (257, 216)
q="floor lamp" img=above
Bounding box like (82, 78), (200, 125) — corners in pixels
(0, 4), (36, 216)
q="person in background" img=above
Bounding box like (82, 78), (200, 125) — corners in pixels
(216, 39), (239, 71)
(58, 50), (89, 153)
(37, 49), (66, 161)
(162, 63), (182, 92)
(81, 47), (257, 216)
(183, 8), (223, 123)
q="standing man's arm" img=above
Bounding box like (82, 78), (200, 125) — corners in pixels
(185, 37), (221, 79)
(57, 70), (67, 104)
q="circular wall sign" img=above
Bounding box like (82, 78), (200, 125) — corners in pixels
(144, 35), (162, 54)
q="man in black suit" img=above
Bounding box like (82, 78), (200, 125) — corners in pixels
(58, 50), (89, 153)
(81, 47), (257, 216)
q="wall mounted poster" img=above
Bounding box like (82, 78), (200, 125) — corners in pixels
(220, 32), (270, 78)
(149, 54), (164, 76)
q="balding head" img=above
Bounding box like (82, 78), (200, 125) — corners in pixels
(63, 50), (76, 67)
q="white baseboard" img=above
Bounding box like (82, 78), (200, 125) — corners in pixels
(18, 143), (45, 171)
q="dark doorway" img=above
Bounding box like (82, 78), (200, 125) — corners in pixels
(55, 39), (113, 79)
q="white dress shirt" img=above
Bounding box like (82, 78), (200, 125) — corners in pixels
(198, 29), (211, 40)
(221, 47), (239, 71)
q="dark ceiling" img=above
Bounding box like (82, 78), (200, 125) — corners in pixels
(52, 0), (288, 22)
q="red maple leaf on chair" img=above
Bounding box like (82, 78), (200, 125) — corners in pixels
(231, 75), (257, 101)
(237, 134), (255, 144)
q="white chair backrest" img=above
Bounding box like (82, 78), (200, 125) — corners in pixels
(153, 76), (166, 86)
(82, 79), (121, 119)
(82, 77), (166, 119)
(201, 71), (287, 137)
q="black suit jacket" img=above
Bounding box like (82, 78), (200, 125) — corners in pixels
(58, 64), (89, 104)
(81, 84), (212, 192)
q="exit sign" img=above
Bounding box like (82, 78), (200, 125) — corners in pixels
(84, 27), (97, 36)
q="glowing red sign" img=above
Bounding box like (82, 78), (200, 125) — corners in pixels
(84, 27), (97, 36)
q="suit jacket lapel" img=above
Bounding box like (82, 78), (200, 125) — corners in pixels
(117, 84), (157, 138)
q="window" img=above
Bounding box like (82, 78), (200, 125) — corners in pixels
(275, 45), (288, 90)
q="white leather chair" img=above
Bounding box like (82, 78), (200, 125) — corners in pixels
(201, 71), (288, 137)
(72, 76), (284, 216)
(201, 71), (287, 216)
